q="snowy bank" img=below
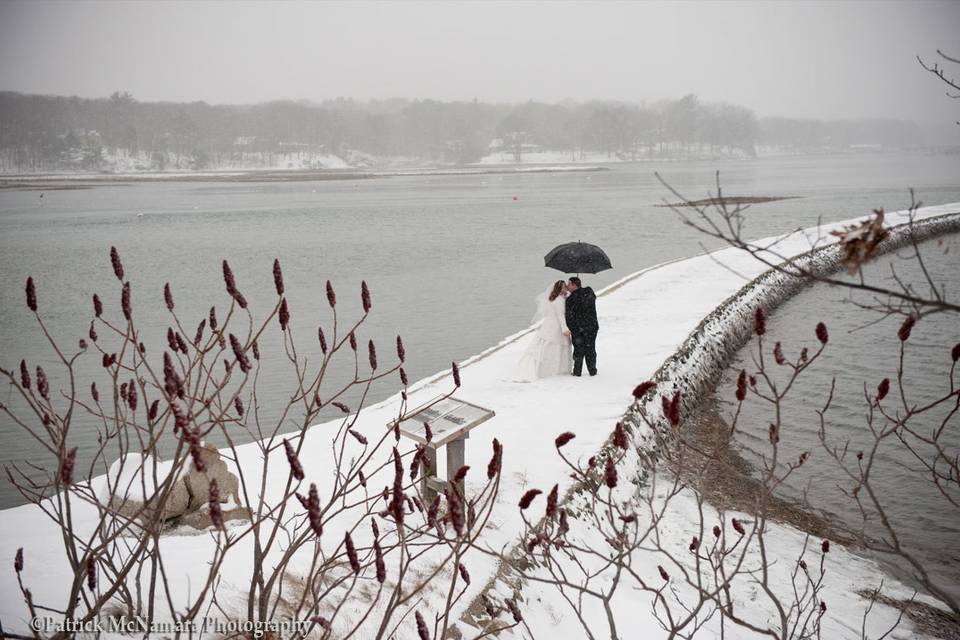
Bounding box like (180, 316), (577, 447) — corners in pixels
(1, 203), (957, 639)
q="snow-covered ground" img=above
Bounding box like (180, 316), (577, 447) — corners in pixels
(477, 148), (753, 165)
(1, 203), (957, 638)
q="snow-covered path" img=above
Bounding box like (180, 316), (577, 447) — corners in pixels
(1, 203), (957, 638)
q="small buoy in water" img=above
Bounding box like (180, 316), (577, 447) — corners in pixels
(39, 193), (44, 199)
(137, 212), (143, 217)
(512, 196), (518, 201)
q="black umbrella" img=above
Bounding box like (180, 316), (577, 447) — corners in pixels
(544, 241), (612, 274)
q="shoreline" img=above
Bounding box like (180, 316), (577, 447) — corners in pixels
(3, 146), (951, 187)
(683, 393), (851, 545)
(686, 392), (960, 639)
(0, 164), (610, 187)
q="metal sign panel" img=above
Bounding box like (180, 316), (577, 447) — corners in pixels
(393, 396), (495, 447)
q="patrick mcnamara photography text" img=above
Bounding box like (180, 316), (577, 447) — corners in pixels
(30, 616), (314, 638)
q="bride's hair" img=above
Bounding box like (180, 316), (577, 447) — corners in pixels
(548, 280), (566, 301)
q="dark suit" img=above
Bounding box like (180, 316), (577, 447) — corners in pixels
(565, 286), (598, 376)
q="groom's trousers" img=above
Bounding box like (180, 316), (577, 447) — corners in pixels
(571, 328), (598, 376)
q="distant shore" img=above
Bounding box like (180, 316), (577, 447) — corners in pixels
(4, 145), (956, 188)
(0, 164), (611, 188)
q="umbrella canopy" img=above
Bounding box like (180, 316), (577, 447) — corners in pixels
(544, 241), (612, 274)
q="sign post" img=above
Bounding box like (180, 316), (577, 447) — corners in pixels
(391, 396), (495, 504)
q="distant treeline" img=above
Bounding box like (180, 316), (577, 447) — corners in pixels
(0, 91), (926, 172)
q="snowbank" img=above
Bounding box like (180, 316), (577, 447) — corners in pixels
(1, 203), (957, 638)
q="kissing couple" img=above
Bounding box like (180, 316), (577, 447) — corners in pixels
(516, 276), (599, 381)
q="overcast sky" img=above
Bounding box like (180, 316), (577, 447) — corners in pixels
(0, 0), (957, 123)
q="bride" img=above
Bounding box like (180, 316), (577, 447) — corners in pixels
(516, 280), (572, 381)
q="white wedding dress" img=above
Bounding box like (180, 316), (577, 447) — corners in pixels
(515, 290), (572, 381)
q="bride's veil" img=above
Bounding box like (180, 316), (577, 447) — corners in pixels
(531, 286), (554, 324)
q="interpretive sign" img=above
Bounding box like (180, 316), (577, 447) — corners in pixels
(393, 397), (495, 447)
(391, 396), (495, 502)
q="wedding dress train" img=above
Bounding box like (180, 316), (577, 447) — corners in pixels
(515, 290), (572, 381)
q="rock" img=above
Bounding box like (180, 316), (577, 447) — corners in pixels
(163, 480), (192, 519)
(184, 443), (240, 511)
(178, 504), (251, 530)
(176, 442), (249, 531)
(109, 495), (146, 522)
(105, 444), (248, 531)
(108, 478), (190, 523)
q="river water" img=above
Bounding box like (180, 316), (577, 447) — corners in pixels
(1, 152), (959, 512)
(721, 238), (960, 602)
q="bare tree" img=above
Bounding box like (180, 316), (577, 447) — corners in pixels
(2, 250), (512, 639)
(659, 174), (959, 607)
(918, 49), (960, 125)
(658, 172), (960, 319)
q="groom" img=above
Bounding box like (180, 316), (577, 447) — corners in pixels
(563, 277), (599, 377)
